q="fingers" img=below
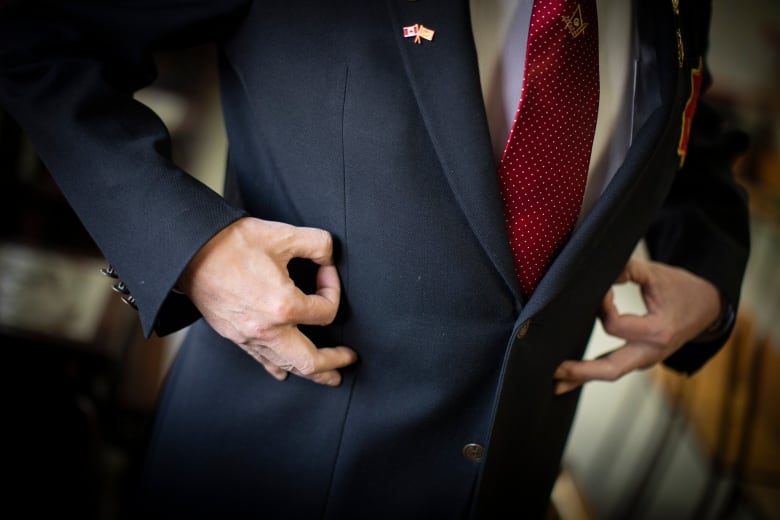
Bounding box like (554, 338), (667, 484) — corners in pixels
(184, 217), (357, 386)
(598, 288), (616, 321)
(244, 346), (290, 381)
(250, 262), (354, 386)
(270, 264), (342, 329)
(554, 258), (670, 395)
(612, 257), (656, 287)
(598, 289), (655, 341)
(271, 221), (336, 266)
(316, 264), (341, 304)
(239, 219), (344, 327)
(245, 325), (358, 386)
(555, 257), (723, 396)
(600, 304), (660, 343)
(254, 221), (342, 327)
(245, 340), (357, 387)
(553, 342), (663, 395)
(246, 338), (356, 386)
(599, 258), (664, 343)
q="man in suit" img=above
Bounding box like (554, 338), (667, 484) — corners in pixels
(0, 0), (750, 518)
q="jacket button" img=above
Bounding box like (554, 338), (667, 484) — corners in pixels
(516, 320), (531, 340)
(121, 294), (138, 310)
(462, 443), (484, 463)
(112, 281), (130, 295)
(100, 264), (118, 278)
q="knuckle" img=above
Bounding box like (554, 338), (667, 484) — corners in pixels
(318, 230), (334, 252)
(269, 297), (296, 323)
(297, 358), (316, 376)
(604, 365), (622, 382)
(652, 327), (674, 346)
(644, 347), (666, 367)
(246, 320), (278, 343)
(311, 372), (338, 386)
(232, 329), (254, 345)
(319, 307), (338, 326)
(243, 346), (268, 365)
(600, 314), (618, 334)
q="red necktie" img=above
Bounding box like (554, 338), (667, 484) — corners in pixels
(497, 0), (600, 297)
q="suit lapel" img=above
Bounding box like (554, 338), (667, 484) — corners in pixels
(387, 0), (521, 301)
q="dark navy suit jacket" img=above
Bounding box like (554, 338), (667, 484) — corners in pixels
(0, 0), (750, 518)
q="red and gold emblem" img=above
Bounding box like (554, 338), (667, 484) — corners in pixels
(677, 57), (704, 168)
(562, 4), (589, 38)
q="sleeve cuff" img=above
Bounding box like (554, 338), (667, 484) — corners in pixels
(692, 292), (735, 344)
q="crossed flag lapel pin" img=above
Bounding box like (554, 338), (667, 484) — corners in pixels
(403, 23), (435, 44)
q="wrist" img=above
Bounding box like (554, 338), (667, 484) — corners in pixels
(693, 291), (734, 343)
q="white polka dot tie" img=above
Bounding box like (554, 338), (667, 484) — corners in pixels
(497, 0), (599, 297)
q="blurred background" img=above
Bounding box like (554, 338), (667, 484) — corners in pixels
(0, 1), (778, 518)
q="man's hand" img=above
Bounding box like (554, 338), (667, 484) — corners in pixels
(178, 217), (358, 387)
(553, 257), (722, 395)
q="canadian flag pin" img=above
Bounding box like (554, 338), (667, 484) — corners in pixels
(402, 24), (435, 44)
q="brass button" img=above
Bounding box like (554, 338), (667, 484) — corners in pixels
(516, 320), (531, 340)
(462, 443), (484, 463)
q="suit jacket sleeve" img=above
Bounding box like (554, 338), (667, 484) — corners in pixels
(0, 0), (251, 337)
(645, 0), (751, 374)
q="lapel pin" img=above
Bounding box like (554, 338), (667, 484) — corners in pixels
(403, 24), (435, 44)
